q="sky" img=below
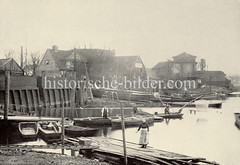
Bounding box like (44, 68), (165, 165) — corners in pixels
(0, 0), (240, 75)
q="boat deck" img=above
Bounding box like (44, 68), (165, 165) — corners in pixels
(87, 137), (219, 165)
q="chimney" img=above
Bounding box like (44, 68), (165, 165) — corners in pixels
(52, 45), (58, 52)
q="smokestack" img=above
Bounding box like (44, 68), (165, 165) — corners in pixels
(20, 46), (23, 68)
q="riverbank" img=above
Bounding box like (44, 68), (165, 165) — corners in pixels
(0, 149), (109, 165)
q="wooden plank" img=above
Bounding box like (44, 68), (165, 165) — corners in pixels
(64, 89), (68, 107)
(31, 90), (37, 113)
(42, 89), (48, 108)
(19, 90), (24, 113)
(12, 90), (20, 111)
(11, 90), (16, 111)
(25, 90), (31, 113)
(47, 89), (52, 108)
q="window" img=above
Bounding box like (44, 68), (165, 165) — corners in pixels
(45, 60), (50, 65)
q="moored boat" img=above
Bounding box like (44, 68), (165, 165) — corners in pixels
(153, 115), (164, 122)
(208, 102), (222, 108)
(57, 117), (74, 128)
(228, 92), (240, 97)
(154, 112), (183, 119)
(111, 116), (154, 128)
(234, 113), (240, 129)
(18, 122), (38, 139)
(38, 121), (61, 141)
(65, 125), (99, 137)
(91, 88), (151, 102)
(74, 117), (112, 127)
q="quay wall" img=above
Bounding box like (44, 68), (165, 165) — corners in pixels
(0, 74), (89, 117)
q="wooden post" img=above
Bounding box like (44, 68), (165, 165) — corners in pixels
(120, 102), (128, 165)
(71, 150), (76, 156)
(61, 95), (65, 155)
(4, 71), (10, 120)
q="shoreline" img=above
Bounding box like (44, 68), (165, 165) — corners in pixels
(0, 149), (109, 165)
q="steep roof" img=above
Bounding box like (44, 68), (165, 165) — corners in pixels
(116, 56), (140, 63)
(173, 52), (196, 63)
(0, 58), (24, 73)
(47, 48), (115, 68)
(0, 58), (11, 68)
(116, 56), (144, 68)
(47, 49), (87, 69)
(152, 61), (171, 70)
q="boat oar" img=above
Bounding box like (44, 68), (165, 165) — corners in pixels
(178, 95), (204, 113)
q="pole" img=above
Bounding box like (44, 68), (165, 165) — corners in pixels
(4, 71), (10, 120)
(4, 71), (10, 145)
(120, 102), (128, 165)
(61, 95), (65, 155)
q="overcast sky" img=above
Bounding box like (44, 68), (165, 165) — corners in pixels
(0, 0), (240, 75)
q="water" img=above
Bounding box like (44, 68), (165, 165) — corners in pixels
(1, 97), (240, 165)
(105, 97), (240, 165)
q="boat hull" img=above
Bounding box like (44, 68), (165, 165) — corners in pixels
(18, 122), (38, 139)
(65, 126), (99, 137)
(38, 121), (61, 142)
(155, 113), (183, 119)
(74, 117), (112, 127)
(208, 102), (222, 108)
(153, 116), (164, 122)
(92, 88), (151, 102)
(111, 116), (154, 128)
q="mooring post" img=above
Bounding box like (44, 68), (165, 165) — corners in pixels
(61, 95), (65, 155)
(120, 102), (128, 165)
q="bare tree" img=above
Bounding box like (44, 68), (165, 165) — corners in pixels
(4, 49), (15, 59)
(30, 52), (41, 76)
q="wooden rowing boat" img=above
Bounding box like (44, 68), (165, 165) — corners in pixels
(153, 116), (164, 122)
(208, 102), (222, 108)
(111, 116), (154, 128)
(65, 125), (100, 137)
(18, 122), (38, 139)
(74, 117), (112, 127)
(38, 121), (61, 141)
(154, 112), (183, 119)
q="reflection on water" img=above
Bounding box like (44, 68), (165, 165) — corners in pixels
(1, 97), (240, 165)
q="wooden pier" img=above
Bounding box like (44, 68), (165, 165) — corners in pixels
(84, 137), (219, 165)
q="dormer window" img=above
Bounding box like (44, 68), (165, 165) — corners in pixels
(45, 60), (50, 65)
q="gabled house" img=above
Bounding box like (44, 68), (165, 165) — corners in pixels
(36, 45), (116, 80)
(36, 45), (87, 78)
(0, 58), (24, 75)
(116, 56), (147, 81)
